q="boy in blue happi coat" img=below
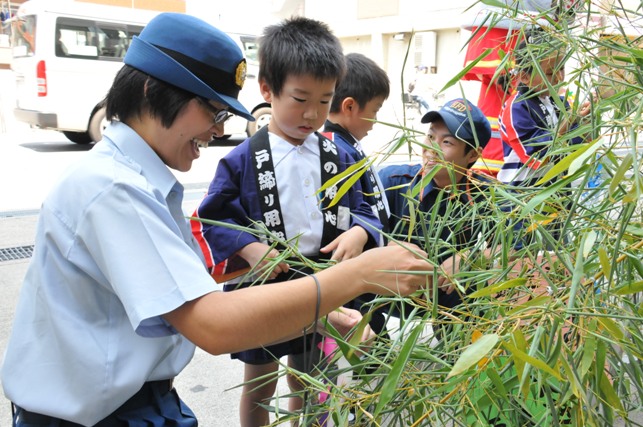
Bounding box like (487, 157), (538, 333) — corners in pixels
(192, 17), (381, 427)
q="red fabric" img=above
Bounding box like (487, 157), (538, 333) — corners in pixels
(463, 27), (519, 177)
(462, 26), (519, 81)
(471, 76), (510, 177)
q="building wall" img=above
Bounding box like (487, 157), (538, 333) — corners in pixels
(76, 0), (185, 12)
(302, 0), (481, 109)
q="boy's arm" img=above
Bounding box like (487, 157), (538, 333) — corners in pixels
(557, 100), (592, 142)
(501, 99), (560, 169)
(236, 242), (289, 280)
(345, 152), (383, 249)
(192, 151), (260, 266)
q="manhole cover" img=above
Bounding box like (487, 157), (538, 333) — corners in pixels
(0, 245), (34, 262)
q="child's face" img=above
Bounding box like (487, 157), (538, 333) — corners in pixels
(346, 95), (386, 141)
(260, 74), (336, 145)
(422, 119), (479, 187)
(520, 53), (565, 95)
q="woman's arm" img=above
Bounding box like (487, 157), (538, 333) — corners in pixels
(164, 242), (430, 355)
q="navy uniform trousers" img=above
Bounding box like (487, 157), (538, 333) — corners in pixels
(12, 380), (197, 427)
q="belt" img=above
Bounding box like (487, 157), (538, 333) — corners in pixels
(14, 379), (174, 426)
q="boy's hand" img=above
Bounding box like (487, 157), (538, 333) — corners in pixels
(324, 307), (375, 357)
(237, 242), (289, 280)
(577, 100), (592, 118)
(325, 307), (361, 336)
(436, 255), (460, 295)
(320, 226), (369, 262)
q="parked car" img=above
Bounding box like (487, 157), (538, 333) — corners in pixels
(10, 0), (270, 144)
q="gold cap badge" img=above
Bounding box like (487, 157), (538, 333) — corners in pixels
(235, 60), (247, 89)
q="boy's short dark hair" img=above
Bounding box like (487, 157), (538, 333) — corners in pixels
(330, 53), (390, 113)
(106, 65), (194, 128)
(514, 29), (567, 74)
(258, 16), (345, 96)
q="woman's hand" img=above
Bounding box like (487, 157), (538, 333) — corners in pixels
(355, 241), (433, 297)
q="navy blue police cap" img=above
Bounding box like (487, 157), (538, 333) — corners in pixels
(124, 13), (254, 121)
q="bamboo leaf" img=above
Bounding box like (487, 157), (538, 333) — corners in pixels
(535, 140), (600, 185)
(487, 367), (508, 396)
(580, 333), (597, 378)
(608, 153), (633, 198)
(345, 311), (372, 361)
(410, 167), (438, 199)
(559, 355), (582, 399)
(522, 176), (573, 216)
(321, 316), (362, 367)
(327, 167), (365, 208)
(506, 295), (550, 316)
(600, 371), (625, 414)
(597, 246), (612, 280)
(318, 157), (369, 192)
(503, 342), (562, 380)
(623, 178), (642, 203)
(568, 232), (588, 310)
(480, 0), (511, 7)
(439, 48), (493, 93)
(468, 277), (528, 298)
(569, 139), (604, 175)
(583, 230), (598, 258)
(447, 334), (499, 378)
(373, 322), (422, 418)
(596, 316), (625, 341)
(614, 280), (643, 295)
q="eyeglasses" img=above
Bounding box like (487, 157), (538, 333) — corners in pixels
(196, 97), (233, 124)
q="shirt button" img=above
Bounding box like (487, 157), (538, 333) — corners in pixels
(311, 212), (319, 219)
(297, 146), (304, 154)
(304, 178), (311, 186)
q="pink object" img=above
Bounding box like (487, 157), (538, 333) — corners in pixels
(318, 338), (339, 403)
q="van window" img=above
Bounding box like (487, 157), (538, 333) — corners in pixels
(11, 15), (36, 57)
(240, 35), (259, 66)
(56, 18), (142, 60)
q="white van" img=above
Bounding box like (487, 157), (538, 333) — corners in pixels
(10, 0), (270, 144)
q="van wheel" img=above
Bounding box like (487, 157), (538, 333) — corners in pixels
(246, 106), (272, 136)
(89, 107), (109, 142)
(62, 131), (92, 144)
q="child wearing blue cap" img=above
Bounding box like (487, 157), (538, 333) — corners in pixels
(191, 16), (384, 427)
(2, 12), (431, 426)
(379, 98), (493, 336)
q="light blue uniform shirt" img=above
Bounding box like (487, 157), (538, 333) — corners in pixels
(1, 122), (220, 426)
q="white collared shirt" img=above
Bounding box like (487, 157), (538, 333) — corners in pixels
(268, 132), (324, 255)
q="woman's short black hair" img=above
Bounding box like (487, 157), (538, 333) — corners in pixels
(258, 16), (345, 96)
(105, 65), (195, 128)
(330, 52), (390, 113)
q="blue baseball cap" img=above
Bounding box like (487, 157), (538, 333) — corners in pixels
(124, 13), (254, 121)
(421, 98), (491, 149)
